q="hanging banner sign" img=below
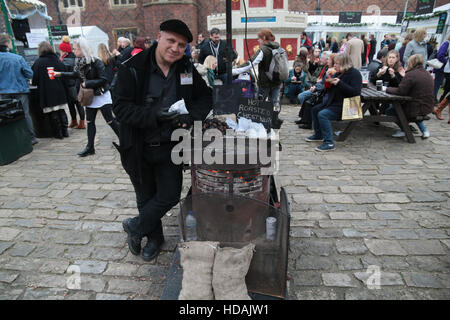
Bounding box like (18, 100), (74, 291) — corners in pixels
(415, 0), (435, 15)
(338, 12), (362, 23)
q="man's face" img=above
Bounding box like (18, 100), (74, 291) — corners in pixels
(210, 33), (220, 44)
(156, 31), (187, 65)
(198, 34), (203, 42)
(120, 41), (128, 49)
(320, 54), (328, 64)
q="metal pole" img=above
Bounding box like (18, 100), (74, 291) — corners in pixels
(1, 0), (16, 53)
(403, 0), (409, 20)
(225, 0), (232, 85)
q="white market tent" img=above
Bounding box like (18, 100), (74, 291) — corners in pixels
(1, 0), (52, 52)
(67, 26), (109, 56)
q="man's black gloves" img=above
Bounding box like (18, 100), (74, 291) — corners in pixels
(172, 114), (194, 129)
(156, 106), (179, 123)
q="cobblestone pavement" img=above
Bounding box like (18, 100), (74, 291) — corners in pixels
(0, 105), (449, 300)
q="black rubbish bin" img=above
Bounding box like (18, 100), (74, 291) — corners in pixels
(0, 99), (33, 166)
(29, 86), (53, 138)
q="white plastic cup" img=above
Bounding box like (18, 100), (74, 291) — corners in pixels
(266, 217), (277, 241)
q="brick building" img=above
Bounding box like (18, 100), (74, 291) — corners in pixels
(39, 0), (448, 49)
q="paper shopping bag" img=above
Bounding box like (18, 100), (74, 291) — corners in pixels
(342, 96), (362, 121)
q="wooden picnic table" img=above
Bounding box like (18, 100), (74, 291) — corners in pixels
(336, 86), (415, 143)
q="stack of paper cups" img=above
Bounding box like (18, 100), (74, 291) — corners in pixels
(266, 217), (277, 241)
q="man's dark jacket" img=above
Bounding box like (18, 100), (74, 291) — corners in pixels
(198, 39), (237, 75)
(112, 44), (212, 181)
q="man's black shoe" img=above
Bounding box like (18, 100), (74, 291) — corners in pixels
(141, 236), (164, 262)
(77, 146), (95, 157)
(295, 119), (303, 124)
(298, 124), (312, 129)
(122, 218), (142, 255)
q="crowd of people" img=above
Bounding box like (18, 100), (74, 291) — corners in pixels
(1, 17), (450, 262)
(284, 28), (450, 150)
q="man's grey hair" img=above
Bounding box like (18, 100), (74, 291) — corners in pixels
(118, 37), (130, 45)
(0, 34), (10, 46)
(73, 37), (95, 64)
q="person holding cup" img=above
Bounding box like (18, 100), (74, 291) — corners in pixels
(31, 41), (69, 139)
(375, 50), (405, 88)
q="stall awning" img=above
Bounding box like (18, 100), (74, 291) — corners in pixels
(4, 0), (52, 20)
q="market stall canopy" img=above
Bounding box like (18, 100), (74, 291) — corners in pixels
(4, 0), (51, 20)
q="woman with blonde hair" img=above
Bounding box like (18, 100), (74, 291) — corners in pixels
(306, 53), (362, 151)
(403, 28), (428, 64)
(98, 43), (116, 85)
(202, 55), (218, 87)
(55, 37), (119, 157)
(386, 54), (434, 139)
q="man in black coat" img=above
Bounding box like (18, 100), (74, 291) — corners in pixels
(113, 19), (212, 261)
(198, 28), (237, 84)
(113, 37), (133, 63)
(369, 34), (377, 63)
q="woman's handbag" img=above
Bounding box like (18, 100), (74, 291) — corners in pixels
(77, 87), (94, 107)
(342, 96), (363, 121)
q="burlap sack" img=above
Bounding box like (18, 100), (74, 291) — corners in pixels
(178, 241), (219, 300)
(212, 243), (255, 300)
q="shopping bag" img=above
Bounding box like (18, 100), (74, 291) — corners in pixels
(342, 96), (362, 121)
(426, 59), (443, 69)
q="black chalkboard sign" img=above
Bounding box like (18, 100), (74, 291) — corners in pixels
(236, 98), (273, 129)
(436, 12), (448, 34)
(415, 0), (435, 15)
(212, 83), (243, 115)
(338, 12), (362, 24)
(50, 25), (69, 37)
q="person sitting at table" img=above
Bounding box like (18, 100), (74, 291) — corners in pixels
(307, 47), (324, 84)
(296, 52), (336, 129)
(368, 48), (388, 85)
(305, 53), (362, 151)
(385, 54), (434, 139)
(374, 50), (405, 87)
(284, 62), (306, 104)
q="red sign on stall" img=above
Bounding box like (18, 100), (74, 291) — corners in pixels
(281, 38), (297, 61)
(243, 39), (260, 61)
(249, 0), (266, 8)
(273, 0), (284, 9)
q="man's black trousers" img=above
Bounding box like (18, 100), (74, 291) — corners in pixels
(128, 143), (183, 239)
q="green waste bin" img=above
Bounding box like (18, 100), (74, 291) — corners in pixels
(0, 118), (33, 166)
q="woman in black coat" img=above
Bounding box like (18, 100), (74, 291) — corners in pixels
(59, 36), (85, 129)
(55, 38), (119, 157)
(32, 41), (69, 139)
(306, 53), (362, 152)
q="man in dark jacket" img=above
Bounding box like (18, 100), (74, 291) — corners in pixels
(198, 28), (237, 84)
(113, 37), (133, 63)
(369, 34), (377, 63)
(0, 34), (37, 145)
(113, 19), (212, 261)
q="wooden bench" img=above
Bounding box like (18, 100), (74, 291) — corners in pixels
(335, 87), (415, 143)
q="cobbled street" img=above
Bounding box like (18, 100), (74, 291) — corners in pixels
(0, 105), (449, 300)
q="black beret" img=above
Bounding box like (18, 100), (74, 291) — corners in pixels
(160, 19), (193, 43)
